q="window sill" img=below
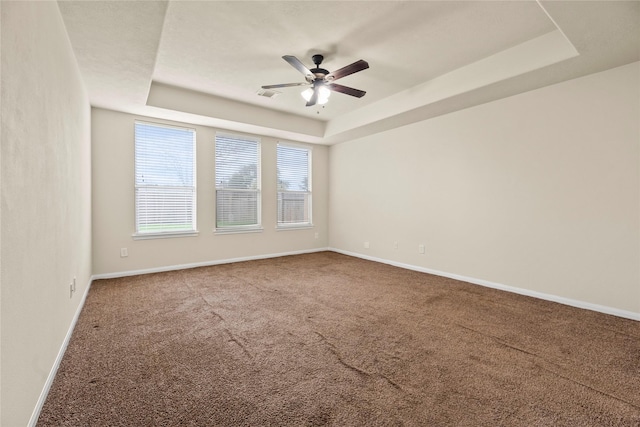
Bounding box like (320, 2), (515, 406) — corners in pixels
(276, 224), (314, 231)
(132, 230), (199, 240)
(214, 227), (264, 235)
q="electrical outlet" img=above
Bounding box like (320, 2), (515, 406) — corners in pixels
(364, 241), (370, 249)
(72, 277), (77, 292)
(70, 283), (74, 298)
(393, 241), (399, 250)
(314, 232), (319, 239)
(120, 248), (128, 258)
(418, 244), (425, 254)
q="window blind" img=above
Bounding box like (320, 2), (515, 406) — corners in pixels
(215, 134), (261, 230)
(277, 144), (311, 226)
(134, 121), (196, 235)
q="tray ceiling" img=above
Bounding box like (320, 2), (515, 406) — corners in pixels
(57, 1), (640, 144)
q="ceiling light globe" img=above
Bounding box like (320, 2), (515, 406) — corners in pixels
(318, 86), (331, 104)
(301, 88), (313, 102)
(301, 86), (331, 104)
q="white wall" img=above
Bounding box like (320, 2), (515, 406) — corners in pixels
(0, 2), (92, 425)
(329, 62), (640, 317)
(92, 108), (329, 276)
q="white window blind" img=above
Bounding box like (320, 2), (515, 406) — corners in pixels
(277, 144), (311, 226)
(134, 121), (196, 236)
(215, 134), (261, 231)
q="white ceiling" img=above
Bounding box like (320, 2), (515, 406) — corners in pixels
(57, 1), (639, 144)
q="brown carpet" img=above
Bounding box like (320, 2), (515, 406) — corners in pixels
(38, 252), (640, 426)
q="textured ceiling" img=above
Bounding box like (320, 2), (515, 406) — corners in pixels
(153, 1), (553, 119)
(57, 1), (640, 144)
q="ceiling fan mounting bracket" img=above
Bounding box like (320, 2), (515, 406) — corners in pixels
(310, 54), (329, 79)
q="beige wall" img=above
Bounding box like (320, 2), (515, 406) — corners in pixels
(329, 62), (640, 316)
(92, 108), (329, 276)
(1, 2), (92, 425)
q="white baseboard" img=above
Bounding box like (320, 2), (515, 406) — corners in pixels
(329, 247), (640, 321)
(28, 276), (94, 427)
(92, 247), (330, 280)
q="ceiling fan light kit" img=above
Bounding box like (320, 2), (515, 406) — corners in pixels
(301, 86), (330, 104)
(262, 54), (369, 107)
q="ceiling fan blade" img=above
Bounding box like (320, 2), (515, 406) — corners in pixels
(327, 83), (366, 98)
(326, 59), (369, 81)
(305, 86), (319, 107)
(283, 55), (313, 80)
(261, 82), (308, 89)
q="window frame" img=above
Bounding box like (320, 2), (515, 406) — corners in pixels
(276, 142), (313, 230)
(214, 132), (263, 234)
(133, 120), (198, 240)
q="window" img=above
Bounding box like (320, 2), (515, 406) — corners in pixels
(215, 133), (261, 232)
(277, 143), (312, 227)
(134, 121), (197, 237)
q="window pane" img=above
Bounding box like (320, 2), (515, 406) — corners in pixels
(277, 145), (309, 191)
(215, 134), (261, 229)
(135, 122), (196, 234)
(216, 190), (258, 227)
(136, 187), (195, 232)
(277, 144), (311, 226)
(277, 192), (310, 224)
(135, 123), (194, 186)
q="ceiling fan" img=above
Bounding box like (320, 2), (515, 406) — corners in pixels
(262, 54), (369, 107)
